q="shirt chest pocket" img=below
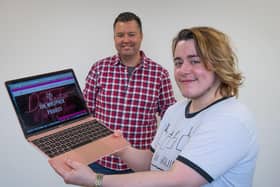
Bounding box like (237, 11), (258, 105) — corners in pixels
(129, 88), (159, 111)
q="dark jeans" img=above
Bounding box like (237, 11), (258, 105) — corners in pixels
(88, 162), (134, 175)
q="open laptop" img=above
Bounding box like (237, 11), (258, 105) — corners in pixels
(5, 68), (129, 170)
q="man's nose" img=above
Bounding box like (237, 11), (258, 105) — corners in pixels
(123, 34), (130, 42)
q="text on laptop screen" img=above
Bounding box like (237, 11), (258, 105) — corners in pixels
(6, 71), (89, 136)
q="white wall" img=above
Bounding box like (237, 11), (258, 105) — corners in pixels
(1, 0), (279, 186)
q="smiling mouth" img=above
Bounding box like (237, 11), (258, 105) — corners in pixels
(181, 79), (196, 83)
(121, 45), (132, 50)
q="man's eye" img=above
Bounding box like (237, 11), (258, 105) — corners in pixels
(115, 34), (124, 38)
(128, 33), (136, 37)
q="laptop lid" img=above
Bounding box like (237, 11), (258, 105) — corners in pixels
(5, 69), (90, 138)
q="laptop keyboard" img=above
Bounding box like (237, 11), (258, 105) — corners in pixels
(32, 121), (113, 158)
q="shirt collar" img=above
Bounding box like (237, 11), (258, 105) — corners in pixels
(112, 51), (149, 69)
(185, 96), (231, 118)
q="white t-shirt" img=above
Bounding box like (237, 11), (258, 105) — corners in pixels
(151, 97), (259, 187)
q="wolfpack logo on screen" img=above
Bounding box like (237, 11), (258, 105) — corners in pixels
(29, 91), (65, 115)
(15, 84), (84, 127)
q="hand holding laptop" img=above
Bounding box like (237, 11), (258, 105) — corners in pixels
(49, 158), (96, 187)
(49, 130), (129, 186)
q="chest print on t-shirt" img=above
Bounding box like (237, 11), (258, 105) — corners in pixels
(158, 123), (195, 151)
(152, 123), (195, 170)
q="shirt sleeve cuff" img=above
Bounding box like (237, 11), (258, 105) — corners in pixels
(177, 155), (214, 183)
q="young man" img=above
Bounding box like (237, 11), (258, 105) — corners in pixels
(50, 26), (259, 187)
(83, 12), (176, 174)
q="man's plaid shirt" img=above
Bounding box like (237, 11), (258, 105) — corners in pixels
(83, 51), (176, 171)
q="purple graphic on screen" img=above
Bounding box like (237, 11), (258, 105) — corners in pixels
(58, 110), (87, 121)
(15, 84), (86, 128)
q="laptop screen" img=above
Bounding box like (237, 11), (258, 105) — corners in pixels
(5, 69), (90, 137)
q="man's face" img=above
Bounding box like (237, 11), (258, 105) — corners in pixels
(114, 20), (143, 59)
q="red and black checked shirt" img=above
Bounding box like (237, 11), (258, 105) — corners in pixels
(83, 51), (176, 171)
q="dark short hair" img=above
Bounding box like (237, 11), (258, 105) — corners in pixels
(113, 12), (142, 33)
